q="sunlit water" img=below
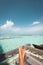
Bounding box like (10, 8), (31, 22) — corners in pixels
(0, 35), (43, 65)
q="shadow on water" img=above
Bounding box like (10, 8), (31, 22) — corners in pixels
(0, 45), (9, 65)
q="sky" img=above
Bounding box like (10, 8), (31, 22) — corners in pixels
(0, 0), (43, 35)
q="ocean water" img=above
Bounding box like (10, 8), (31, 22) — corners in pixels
(0, 35), (43, 53)
(0, 35), (43, 65)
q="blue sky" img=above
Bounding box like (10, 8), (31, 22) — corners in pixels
(0, 0), (43, 35)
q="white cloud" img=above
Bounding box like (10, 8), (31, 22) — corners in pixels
(32, 21), (40, 25)
(0, 20), (21, 34)
(11, 27), (21, 33)
(0, 20), (43, 34)
(18, 25), (43, 34)
(0, 20), (14, 29)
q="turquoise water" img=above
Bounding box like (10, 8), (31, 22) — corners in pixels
(0, 35), (43, 53)
(0, 35), (43, 65)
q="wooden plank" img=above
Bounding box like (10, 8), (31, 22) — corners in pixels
(0, 44), (43, 62)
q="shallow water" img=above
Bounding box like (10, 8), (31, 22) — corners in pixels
(0, 35), (43, 53)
